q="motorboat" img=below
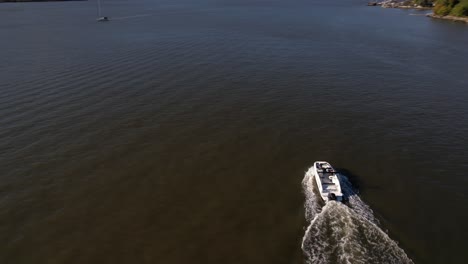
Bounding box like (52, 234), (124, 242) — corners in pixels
(311, 161), (343, 202)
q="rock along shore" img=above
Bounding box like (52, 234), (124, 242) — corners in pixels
(427, 13), (468, 23)
(368, 0), (432, 10)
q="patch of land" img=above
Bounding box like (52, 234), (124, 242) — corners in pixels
(427, 13), (468, 22)
(368, 0), (468, 23)
(368, 0), (432, 9)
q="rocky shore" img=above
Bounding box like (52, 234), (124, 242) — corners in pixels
(368, 1), (468, 24)
(427, 13), (468, 23)
(368, 0), (432, 9)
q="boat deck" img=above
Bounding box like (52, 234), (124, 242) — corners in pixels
(313, 161), (343, 201)
(317, 172), (336, 185)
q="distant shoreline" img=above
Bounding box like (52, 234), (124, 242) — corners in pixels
(0, 0), (86, 2)
(368, 1), (468, 24)
(390, 5), (432, 10)
(427, 13), (468, 23)
(367, 1), (432, 10)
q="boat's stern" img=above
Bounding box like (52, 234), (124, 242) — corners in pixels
(327, 192), (344, 202)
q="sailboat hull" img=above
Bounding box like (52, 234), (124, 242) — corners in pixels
(97, 17), (109, 22)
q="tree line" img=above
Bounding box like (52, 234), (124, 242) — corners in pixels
(433, 0), (468, 16)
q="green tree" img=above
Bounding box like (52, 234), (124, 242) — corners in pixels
(448, 0), (460, 7)
(434, 0), (453, 15)
(433, 0), (464, 15)
(434, 5), (452, 14)
(450, 0), (468, 16)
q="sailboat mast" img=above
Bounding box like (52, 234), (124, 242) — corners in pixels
(97, 0), (102, 17)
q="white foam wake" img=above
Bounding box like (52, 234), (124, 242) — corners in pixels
(301, 167), (414, 264)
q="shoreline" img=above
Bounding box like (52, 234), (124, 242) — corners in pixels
(368, 1), (432, 10)
(427, 13), (468, 23)
(368, 1), (468, 23)
(389, 6), (432, 10)
(0, 0), (86, 2)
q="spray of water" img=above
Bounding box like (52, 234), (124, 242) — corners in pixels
(301, 167), (414, 264)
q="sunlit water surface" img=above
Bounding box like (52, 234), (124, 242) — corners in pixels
(1, 0), (468, 263)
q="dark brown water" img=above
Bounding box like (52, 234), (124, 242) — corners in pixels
(1, 0), (468, 263)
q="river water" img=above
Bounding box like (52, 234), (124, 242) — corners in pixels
(1, 0), (467, 263)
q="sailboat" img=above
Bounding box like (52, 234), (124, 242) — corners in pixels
(97, 0), (109, 22)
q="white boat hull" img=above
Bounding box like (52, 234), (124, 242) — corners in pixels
(311, 161), (343, 202)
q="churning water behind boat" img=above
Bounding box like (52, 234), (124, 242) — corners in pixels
(302, 169), (414, 264)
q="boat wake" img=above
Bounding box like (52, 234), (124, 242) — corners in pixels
(111, 14), (153, 21)
(301, 167), (414, 264)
